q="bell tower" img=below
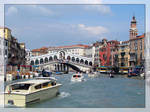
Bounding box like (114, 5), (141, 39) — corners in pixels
(130, 16), (138, 39)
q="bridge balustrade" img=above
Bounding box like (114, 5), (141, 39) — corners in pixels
(30, 54), (92, 67)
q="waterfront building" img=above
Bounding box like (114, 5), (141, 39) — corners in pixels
(99, 39), (120, 67)
(85, 45), (95, 66)
(93, 41), (103, 67)
(48, 44), (89, 57)
(129, 16), (145, 67)
(31, 47), (48, 56)
(25, 49), (32, 65)
(0, 37), (5, 75)
(0, 27), (26, 71)
(118, 41), (130, 67)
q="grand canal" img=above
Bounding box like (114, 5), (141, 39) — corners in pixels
(5, 73), (145, 108)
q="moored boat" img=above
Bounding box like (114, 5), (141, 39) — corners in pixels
(5, 77), (62, 107)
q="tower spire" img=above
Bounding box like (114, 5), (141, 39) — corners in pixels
(129, 15), (138, 39)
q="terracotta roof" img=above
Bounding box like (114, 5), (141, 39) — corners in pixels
(137, 34), (145, 38)
(32, 47), (48, 52)
(108, 40), (120, 45)
(130, 34), (145, 41)
(49, 44), (89, 49)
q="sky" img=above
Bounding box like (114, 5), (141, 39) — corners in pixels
(5, 4), (145, 49)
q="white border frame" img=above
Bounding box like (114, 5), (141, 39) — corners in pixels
(0, 0), (149, 112)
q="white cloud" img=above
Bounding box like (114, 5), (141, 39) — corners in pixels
(75, 24), (108, 36)
(27, 5), (56, 16)
(6, 6), (18, 16)
(84, 5), (112, 14)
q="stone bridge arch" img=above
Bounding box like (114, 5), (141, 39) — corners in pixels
(29, 51), (93, 72)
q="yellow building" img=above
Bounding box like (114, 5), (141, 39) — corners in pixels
(118, 41), (130, 67)
(0, 27), (11, 39)
(0, 27), (26, 70)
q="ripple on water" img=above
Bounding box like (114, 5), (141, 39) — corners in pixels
(58, 92), (71, 99)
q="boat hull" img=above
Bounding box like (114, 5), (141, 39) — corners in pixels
(5, 84), (61, 107)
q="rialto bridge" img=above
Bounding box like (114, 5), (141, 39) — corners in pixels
(29, 51), (93, 72)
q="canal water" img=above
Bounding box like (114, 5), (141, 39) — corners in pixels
(5, 73), (145, 108)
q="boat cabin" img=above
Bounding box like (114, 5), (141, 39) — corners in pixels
(5, 79), (57, 94)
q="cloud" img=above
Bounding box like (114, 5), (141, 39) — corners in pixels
(6, 6), (18, 16)
(26, 5), (56, 16)
(9, 22), (109, 49)
(84, 5), (112, 14)
(75, 24), (108, 36)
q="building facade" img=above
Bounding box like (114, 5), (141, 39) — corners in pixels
(93, 41), (103, 67)
(129, 16), (145, 67)
(118, 41), (130, 67)
(31, 47), (48, 56)
(99, 39), (120, 67)
(48, 44), (88, 57)
(0, 27), (26, 70)
(0, 37), (5, 75)
(85, 45), (95, 66)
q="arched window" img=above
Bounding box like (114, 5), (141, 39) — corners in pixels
(44, 57), (48, 63)
(54, 55), (58, 60)
(85, 60), (88, 65)
(30, 60), (34, 65)
(72, 57), (75, 62)
(89, 62), (92, 66)
(76, 58), (79, 63)
(40, 58), (44, 64)
(80, 59), (84, 64)
(35, 59), (39, 65)
(49, 56), (53, 61)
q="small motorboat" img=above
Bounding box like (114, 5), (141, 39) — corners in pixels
(71, 73), (84, 82)
(5, 77), (62, 107)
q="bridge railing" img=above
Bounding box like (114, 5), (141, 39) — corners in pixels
(32, 59), (92, 68)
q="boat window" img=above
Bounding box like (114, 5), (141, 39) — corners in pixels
(35, 84), (42, 89)
(73, 75), (81, 78)
(51, 81), (56, 86)
(42, 82), (49, 87)
(11, 84), (31, 90)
